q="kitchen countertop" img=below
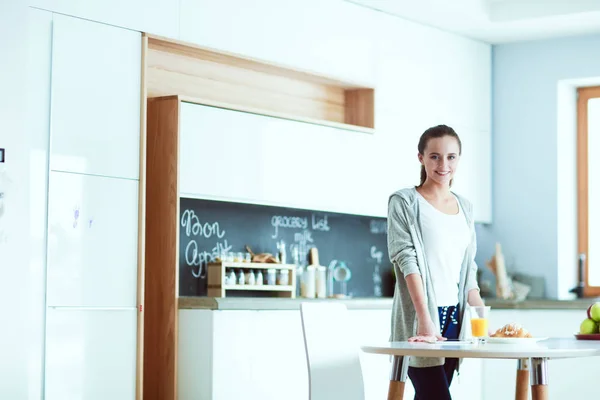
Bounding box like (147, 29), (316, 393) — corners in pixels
(178, 296), (394, 310)
(178, 296), (598, 311)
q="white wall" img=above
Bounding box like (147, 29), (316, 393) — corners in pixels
(490, 34), (600, 298)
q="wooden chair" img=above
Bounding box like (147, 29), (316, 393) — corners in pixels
(299, 302), (366, 400)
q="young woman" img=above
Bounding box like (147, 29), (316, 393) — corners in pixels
(387, 124), (486, 399)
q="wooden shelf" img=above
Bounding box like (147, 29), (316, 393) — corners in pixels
(207, 260), (297, 298)
(222, 285), (294, 292)
(208, 261), (295, 270)
(179, 95), (374, 134)
(145, 34), (375, 132)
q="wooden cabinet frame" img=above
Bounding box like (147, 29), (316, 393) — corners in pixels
(138, 32), (377, 400)
(577, 86), (600, 297)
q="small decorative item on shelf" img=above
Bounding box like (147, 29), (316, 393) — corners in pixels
(207, 259), (296, 298)
(245, 245), (278, 263)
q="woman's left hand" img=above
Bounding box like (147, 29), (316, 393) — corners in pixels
(408, 335), (447, 343)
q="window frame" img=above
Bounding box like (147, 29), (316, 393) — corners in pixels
(577, 86), (600, 297)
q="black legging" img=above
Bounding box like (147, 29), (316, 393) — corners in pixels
(408, 305), (460, 400)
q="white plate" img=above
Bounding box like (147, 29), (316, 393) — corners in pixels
(486, 337), (549, 344)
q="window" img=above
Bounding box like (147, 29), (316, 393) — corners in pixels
(577, 86), (600, 297)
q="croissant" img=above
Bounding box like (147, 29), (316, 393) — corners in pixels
(491, 323), (532, 338)
(245, 245), (278, 263)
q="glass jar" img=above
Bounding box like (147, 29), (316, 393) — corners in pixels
(246, 269), (256, 285)
(277, 269), (290, 286)
(255, 270), (264, 286)
(266, 269), (277, 286)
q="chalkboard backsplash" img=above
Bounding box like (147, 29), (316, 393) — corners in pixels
(179, 197), (394, 297)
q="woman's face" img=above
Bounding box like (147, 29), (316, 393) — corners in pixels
(418, 136), (461, 186)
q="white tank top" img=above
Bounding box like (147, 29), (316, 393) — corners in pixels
(417, 192), (471, 306)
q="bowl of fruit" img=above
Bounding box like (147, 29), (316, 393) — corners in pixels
(575, 302), (600, 340)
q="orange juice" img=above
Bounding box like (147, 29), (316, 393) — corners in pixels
(471, 318), (488, 337)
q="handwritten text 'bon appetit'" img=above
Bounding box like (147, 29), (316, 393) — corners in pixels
(180, 209), (230, 278)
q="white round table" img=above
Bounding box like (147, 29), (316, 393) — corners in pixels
(361, 338), (600, 400)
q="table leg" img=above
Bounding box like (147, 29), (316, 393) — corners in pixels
(530, 357), (549, 400)
(388, 355), (409, 400)
(515, 358), (529, 400)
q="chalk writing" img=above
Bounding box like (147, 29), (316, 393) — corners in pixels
(370, 220), (387, 235)
(181, 209), (225, 239)
(311, 214), (330, 232)
(271, 215), (308, 238)
(181, 209), (229, 279)
(185, 239), (232, 279)
(290, 229), (314, 266)
(371, 246), (383, 297)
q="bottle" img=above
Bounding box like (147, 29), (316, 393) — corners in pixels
(292, 247), (303, 297)
(247, 269), (256, 285)
(316, 265), (327, 298)
(227, 269), (236, 285)
(255, 269), (264, 285)
(277, 269), (290, 286)
(302, 265), (316, 298)
(266, 269), (277, 285)
(237, 269), (245, 285)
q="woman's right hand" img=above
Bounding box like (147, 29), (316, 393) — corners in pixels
(408, 315), (446, 342)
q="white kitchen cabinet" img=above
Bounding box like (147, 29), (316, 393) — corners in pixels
(29, 0), (179, 37)
(50, 14), (141, 179)
(374, 13), (491, 133)
(179, 0), (377, 87)
(179, 102), (381, 217)
(45, 308), (137, 400)
(46, 171), (139, 307)
(178, 308), (483, 400)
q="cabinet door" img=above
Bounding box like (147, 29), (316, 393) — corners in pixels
(179, 0), (376, 86)
(29, 0), (179, 37)
(45, 308), (137, 400)
(50, 14), (141, 179)
(46, 171), (139, 307)
(179, 102), (380, 216)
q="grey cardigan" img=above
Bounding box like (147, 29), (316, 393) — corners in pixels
(387, 187), (480, 369)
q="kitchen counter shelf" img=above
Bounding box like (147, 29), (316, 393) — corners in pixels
(221, 284), (294, 292)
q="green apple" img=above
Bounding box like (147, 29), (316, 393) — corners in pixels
(580, 318), (599, 334)
(589, 302), (600, 322)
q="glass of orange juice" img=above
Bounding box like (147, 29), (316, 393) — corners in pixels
(469, 306), (490, 343)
